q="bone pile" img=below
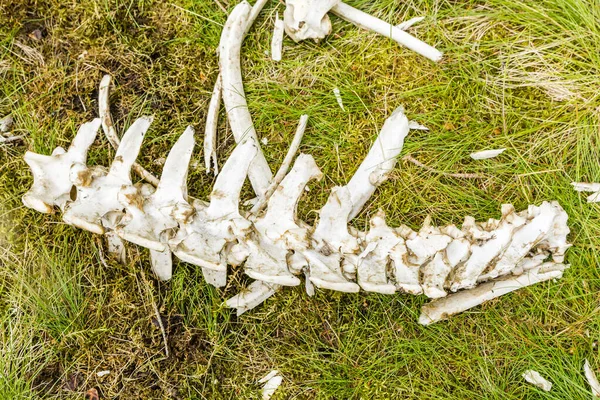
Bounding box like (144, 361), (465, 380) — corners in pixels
(21, 1), (571, 325)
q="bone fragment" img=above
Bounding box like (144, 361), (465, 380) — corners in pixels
(271, 12), (285, 61)
(22, 119), (101, 213)
(226, 280), (279, 316)
(204, 75), (222, 176)
(584, 359), (600, 397)
(99, 75), (160, 187)
(396, 16), (425, 31)
(419, 262), (568, 325)
(333, 88), (344, 111)
(0, 114), (13, 133)
(283, 0), (339, 42)
(470, 148), (505, 160)
(522, 370), (552, 392)
(259, 370), (283, 400)
(572, 182), (600, 203)
(331, 3), (443, 62)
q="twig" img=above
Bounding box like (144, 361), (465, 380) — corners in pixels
(94, 236), (110, 269)
(403, 155), (485, 179)
(251, 114), (309, 214)
(151, 300), (170, 358)
(212, 0), (227, 13)
(98, 75), (160, 187)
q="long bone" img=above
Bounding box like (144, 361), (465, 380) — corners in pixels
(282, 0), (443, 62)
(219, 1), (273, 197)
(22, 119), (101, 213)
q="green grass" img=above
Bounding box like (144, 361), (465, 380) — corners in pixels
(1, 0), (600, 398)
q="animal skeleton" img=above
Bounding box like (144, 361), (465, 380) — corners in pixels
(21, 1), (571, 325)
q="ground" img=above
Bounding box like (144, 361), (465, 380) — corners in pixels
(0, 0), (599, 398)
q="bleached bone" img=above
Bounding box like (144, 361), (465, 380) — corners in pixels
(244, 154), (322, 286)
(219, 1), (273, 197)
(169, 140), (257, 279)
(204, 75), (222, 176)
(419, 262), (568, 325)
(0, 114), (13, 133)
(330, 3), (443, 62)
(22, 119), (101, 213)
(522, 370), (552, 392)
(346, 105), (410, 220)
(225, 280), (279, 316)
(271, 12), (284, 61)
(572, 182), (600, 203)
(283, 0), (339, 42)
(396, 16), (425, 31)
(99, 75), (160, 187)
(470, 148), (505, 160)
(333, 88), (344, 111)
(63, 117), (152, 234)
(259, 370), (283, 400)
(584, 359), (600, 397)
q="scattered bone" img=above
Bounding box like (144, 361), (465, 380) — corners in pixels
(408, 120), (428, 131)
(470, 148), (506, 160)
(271, 12), (285, 61)
(204, 75), (222, 176)
(419, 262), (568, 325)
(396, 16), (425, 31)
(0, 115), (12, 133)
(572, 182), (600, 203)
(403, 155), (485, 179)
(283, 0), (339, 42)
(226, 280), (280, 316)
(99, 75), (160, 187)
(96, 370), (110, 378)
(522, 370), (552, 392)
(259, 370), (283, 400)
(333, 88), (345, 111)
(330, 3), (443, 62)
(584, 359), (600, 397)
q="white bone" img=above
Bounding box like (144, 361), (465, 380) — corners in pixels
(23, 119), (101, 213)
(116, 126), (195, 252)
(219, 1), (273, 198)
(331, 3), (443, 62)
(0, 114), (13, 133)
(584, 359), (600, 397)
(470, 148), (506, 160)
(408, 120), (428, 131)
(396, 16), (425, 31)
(333, 88), (344, 111)
(63, 117), (152, 234)
(204, 75), (222, 176)
(99, 75), (160, 186)
(271, 12), (285, 61)
(449, 204), (526, 291)
(572, 182), (600, 203)
(259, 370), (283, 400)
(245, 154), (322, 285)
(305, 186), (360, 292)
(419, 262), (568, 325)
(283, 0), (339, 42)
(169, 141), (256, 272)
(150, 248), (173, 281)
(346, 106), (410, 220)
(225, 280), (279, 316)
(522, 370), (552, 392)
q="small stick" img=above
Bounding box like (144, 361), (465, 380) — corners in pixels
(98, 75), (160, 187)
(94, 236), (110, 269)
(151, 300), (170, 358)
(0, 135), (24, 143)
(403, 155), (485, 179)
(212, 0), (227, 13)
(250, 114), (309, 215)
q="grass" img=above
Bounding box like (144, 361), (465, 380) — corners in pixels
(1, 0), (599, 398)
